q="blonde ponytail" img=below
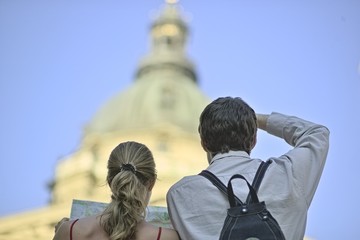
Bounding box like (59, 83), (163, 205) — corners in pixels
(100, 141), (156, 240)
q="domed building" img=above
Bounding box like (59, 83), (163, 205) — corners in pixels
(0, 2), (315, 240)
(52, 1), (209, 208)
(0, 2), (209, 239)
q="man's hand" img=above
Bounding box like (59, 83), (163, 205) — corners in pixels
(54, 217), (69, 233)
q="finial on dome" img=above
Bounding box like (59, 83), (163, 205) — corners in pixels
(166, 0), (179, 5)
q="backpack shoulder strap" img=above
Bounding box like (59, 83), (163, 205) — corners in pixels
(245, 160), (272, 204)
(199, 160), (272, 205)
(199, 170), (244, 205)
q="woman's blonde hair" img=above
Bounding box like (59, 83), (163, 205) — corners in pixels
(100, 141), (157, 240)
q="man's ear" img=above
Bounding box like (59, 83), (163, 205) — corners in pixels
(251, 133), (257, 150)
(201, 139), (214, 163)
(201, 139), (208, 151)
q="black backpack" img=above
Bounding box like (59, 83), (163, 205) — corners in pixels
(199, 161), (286, 240)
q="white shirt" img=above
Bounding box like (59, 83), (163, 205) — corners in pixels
(166, 112), (330, 240)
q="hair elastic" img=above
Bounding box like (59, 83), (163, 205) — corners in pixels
(121, 163), (137, 174)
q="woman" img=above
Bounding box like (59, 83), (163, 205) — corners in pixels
(53, 141), (179, 240)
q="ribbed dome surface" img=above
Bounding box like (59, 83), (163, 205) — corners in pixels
(85, 71), (209, 134)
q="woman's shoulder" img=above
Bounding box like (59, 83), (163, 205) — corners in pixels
(75, 216), (108, 239)
(54, 216), (107, 240)
(136, 221), (157, 239)
(53, 219), (75, 240)
(136, 221), (179, 240)
(160, 227), (180, 240)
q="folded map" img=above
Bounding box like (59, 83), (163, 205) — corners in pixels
(70, 199), (173, 229)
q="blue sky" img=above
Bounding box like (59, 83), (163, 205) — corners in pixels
(0, 0), (359, 239)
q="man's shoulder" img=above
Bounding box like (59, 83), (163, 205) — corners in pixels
(168, 174), (207, 194)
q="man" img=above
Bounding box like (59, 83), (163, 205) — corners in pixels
(166, 97), (330, 240)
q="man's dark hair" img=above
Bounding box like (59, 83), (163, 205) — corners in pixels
(199, 97), (257, 155)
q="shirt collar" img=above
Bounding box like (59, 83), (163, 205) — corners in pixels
(209, 150), (250, 165)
